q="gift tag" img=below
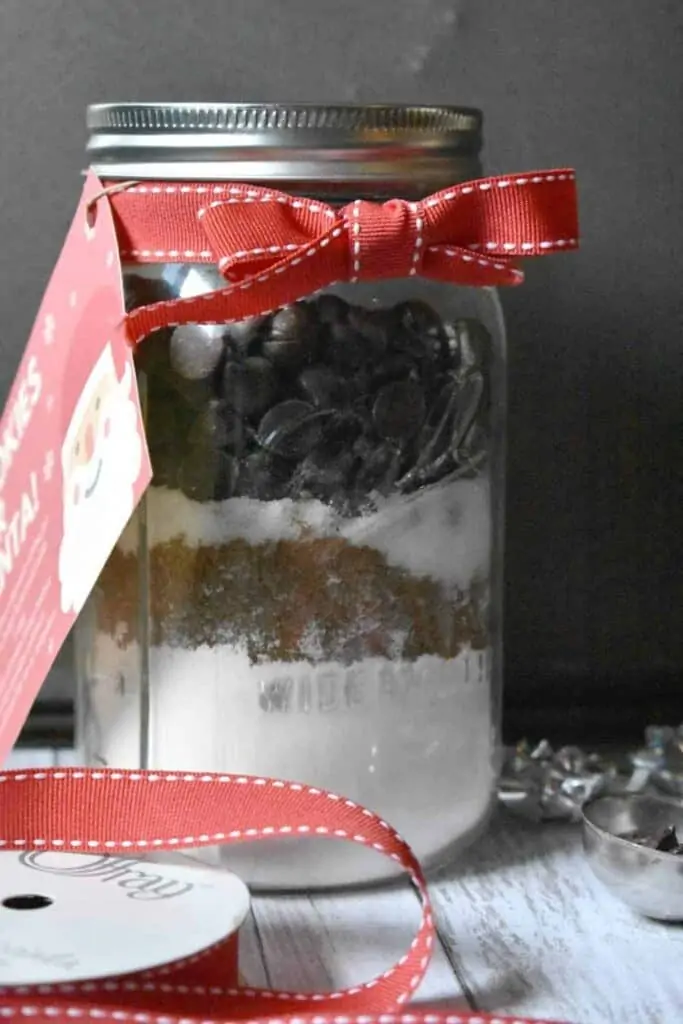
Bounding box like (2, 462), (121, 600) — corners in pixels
(0, 173), (152, 763)
(0, 850), (249, 985)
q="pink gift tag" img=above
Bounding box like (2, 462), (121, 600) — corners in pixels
(0, 173), (151, 761)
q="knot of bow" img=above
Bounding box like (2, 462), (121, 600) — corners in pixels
(114, 169), (579, 345)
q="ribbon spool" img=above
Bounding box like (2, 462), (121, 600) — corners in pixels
(0, 850), (249, 987)
(0, 767), (568, 1024)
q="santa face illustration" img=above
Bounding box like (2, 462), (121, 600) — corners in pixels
(58, 344), (142, 616)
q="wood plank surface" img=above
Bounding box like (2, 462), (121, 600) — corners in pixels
(250, 885), (466, 1006)
(431, 810), (683, 1024)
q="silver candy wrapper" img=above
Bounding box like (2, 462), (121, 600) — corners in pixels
(634, 725), (683, 798)
(499, 725), (683, 822)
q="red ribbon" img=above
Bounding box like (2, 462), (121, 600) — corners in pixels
(0, 768), (572, 1024)
(106, 169), (579, 346)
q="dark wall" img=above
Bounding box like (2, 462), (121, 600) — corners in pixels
(1, 0), (681, 735)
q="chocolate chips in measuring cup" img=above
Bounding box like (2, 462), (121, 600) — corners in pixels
(132, 291), (491, 510)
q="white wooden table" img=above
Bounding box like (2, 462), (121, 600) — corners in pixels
(6, 748), (683, 1024)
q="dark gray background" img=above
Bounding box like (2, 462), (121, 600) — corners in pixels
(1, 0), (681, 733)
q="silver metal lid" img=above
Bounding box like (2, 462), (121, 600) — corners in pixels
(86, 103), (483, 187)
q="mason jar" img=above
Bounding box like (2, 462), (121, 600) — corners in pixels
(76, 103), (505, 889)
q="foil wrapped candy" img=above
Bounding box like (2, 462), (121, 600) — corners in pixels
(499, 725), (683, 822)
(631, 724), (683, 798)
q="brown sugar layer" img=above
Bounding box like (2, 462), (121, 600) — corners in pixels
(95, 536), (487, 664)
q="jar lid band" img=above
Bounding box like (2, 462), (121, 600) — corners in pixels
(86, 102), (483, 185)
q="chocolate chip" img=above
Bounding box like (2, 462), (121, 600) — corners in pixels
(214, 457), (239, 499)
(279, 413), (334, 463)
(228, 316), (267, 355)
(290, 446), (355, 499)
(315, 294), (350, 325)
(347, 307), (390, 359)
(169, 325), (226, 381)
(327, 321), (368, 370)
(178, 449), (237, 502)
(297, 364), (344, 409)
(371, 353), (418, 390)
(353, 442), (402, 496)
(373, 380), (426, 441)
(653, 826), (680, 853)
(349, 393), (374, 424)
(352, 432), (376, 461)
(263, 304), (318, 367)
(223, 357), (278, 419)
(235, 451), (293, 501)
(188, 400), (244, 452)
(257, 400), (332, 461)
(394, 299), (443, 337)
(395, 302), (449, 362)
(270, 304), (315, 340)
(622, 825), (683, 855)
(321, 412), (365, 455)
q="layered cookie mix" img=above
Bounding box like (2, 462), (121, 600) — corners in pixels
(81, 275), (497, 885)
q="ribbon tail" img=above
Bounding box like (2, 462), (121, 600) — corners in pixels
(422, 169), (579, 270)
(424, 244), (525, 287)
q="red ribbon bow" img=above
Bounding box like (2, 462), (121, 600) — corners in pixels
(108, 169), (578, 346)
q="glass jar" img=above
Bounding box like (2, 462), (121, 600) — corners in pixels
(76, 103), (505, 889)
